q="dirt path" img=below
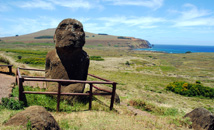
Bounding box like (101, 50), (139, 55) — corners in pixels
(0, 73), (15, 103)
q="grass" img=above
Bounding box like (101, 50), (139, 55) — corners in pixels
(12, 86), (91, 112)
(129, 99), (181, 116)
(0, 55), (10, 64)
(1, 41), (214, 129)
(90, 56), (104, 61)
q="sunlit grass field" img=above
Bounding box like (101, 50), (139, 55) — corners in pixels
(0, 41), (214, 129)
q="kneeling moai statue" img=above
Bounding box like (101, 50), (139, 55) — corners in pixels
(45, 18), (90, 103)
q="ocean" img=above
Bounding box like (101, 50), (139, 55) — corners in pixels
(135, 44), (214, 53)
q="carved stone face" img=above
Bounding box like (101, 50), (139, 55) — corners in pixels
(54, 19), (85, 50)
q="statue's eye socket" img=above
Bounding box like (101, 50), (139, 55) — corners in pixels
(60, 23), (67, 29)
(73, 24), (82, 31)
(73, 24), (79, 29)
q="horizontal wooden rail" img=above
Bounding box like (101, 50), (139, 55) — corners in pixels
(23, 78), (114, 84)
(18, 67), (45, 71)
(92, 85), (112, 93)
(88, 73), (111, 82)
(23, 91), (111, 96)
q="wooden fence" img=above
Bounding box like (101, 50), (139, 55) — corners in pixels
(16, 67), (117, 112)
(0, 65), (13, 74)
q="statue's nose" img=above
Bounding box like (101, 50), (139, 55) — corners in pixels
(65, 25), (74, 31)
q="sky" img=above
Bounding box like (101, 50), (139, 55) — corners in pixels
(0, 0), (214, 46)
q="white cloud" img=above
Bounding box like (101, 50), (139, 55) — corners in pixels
(49, 0), (103, 10)
(174, 18), (214, 27)
(49, 0), (92, 9)
(97, 16), (165, 27)
(0, 17), (61, 37)
(181, 4), (211, 20)
(14, 0), (102, 10)
(173, 4), (214, 27)
(16, 0), (55, 10)
(104, 0), (164, 9)
(82, 16), (165, 35)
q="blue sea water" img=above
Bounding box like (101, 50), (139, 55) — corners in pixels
(135, 44), (214, 53)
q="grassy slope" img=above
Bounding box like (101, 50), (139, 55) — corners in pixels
(1, 42), (214, 129)
(0, 28), (149, 49)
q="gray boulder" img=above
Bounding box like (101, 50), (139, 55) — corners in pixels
(4, 106), (60, 130)
(184, 107), (214, 130)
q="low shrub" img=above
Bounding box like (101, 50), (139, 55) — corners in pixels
(165, 81), (214, 98)
(125, 61), (130, 65)
(1, 97), (24, 110)
(0, 56), (10, 64)
(90, 56), (104, 61)
(17, 55), (22, 60)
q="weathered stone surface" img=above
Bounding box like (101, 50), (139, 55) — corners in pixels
(184, 107), (214, 130)
(45, 18), (89, 102)
(54, 18), (85, 50)
(93, 86), (120, 103)
(4, 106), (60, 130)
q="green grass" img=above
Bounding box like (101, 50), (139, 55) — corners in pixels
(129, 99), (180, 116)
(0, 42), (54, 46)
(160, 66), (176, 71)
(0, 56), (10, 64)
(90, 56), (104, 61)
(16, 57), (46, 65)
(12, 86), (89, 112)
(1, 41), (214, 129)
(1, 49), (47, 56)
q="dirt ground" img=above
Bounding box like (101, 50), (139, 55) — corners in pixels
(0, 73), (14, 102)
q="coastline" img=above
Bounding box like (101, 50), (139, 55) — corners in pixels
(134, 44), (214, 54)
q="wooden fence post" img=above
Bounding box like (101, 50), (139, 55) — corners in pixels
(57, 82), (61, 112)
(110, 83), (117, 110)
(89, 83), (93, 110)
(15, 69), (18, 85)
(8, 66), (12, 75)
(18, 77), (24, 101)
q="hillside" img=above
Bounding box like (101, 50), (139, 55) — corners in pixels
(1, 35), (214, 129)
(0, 28), (151, 49)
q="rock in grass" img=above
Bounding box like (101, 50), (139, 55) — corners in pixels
(4, 106), (60, 130)
(184, 107), (214, 130)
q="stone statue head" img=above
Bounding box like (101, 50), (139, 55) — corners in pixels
(54, 18), (85, 50)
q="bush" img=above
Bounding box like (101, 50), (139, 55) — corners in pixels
(185, 51), (192, 53)
(165, 81), (214, 98)
(0, 56), (10, 64)
(90, 56), (104, 61)
(125, 61), (130, 65)
(1, 97), (24, 110)
(17, 55), (22, 60)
